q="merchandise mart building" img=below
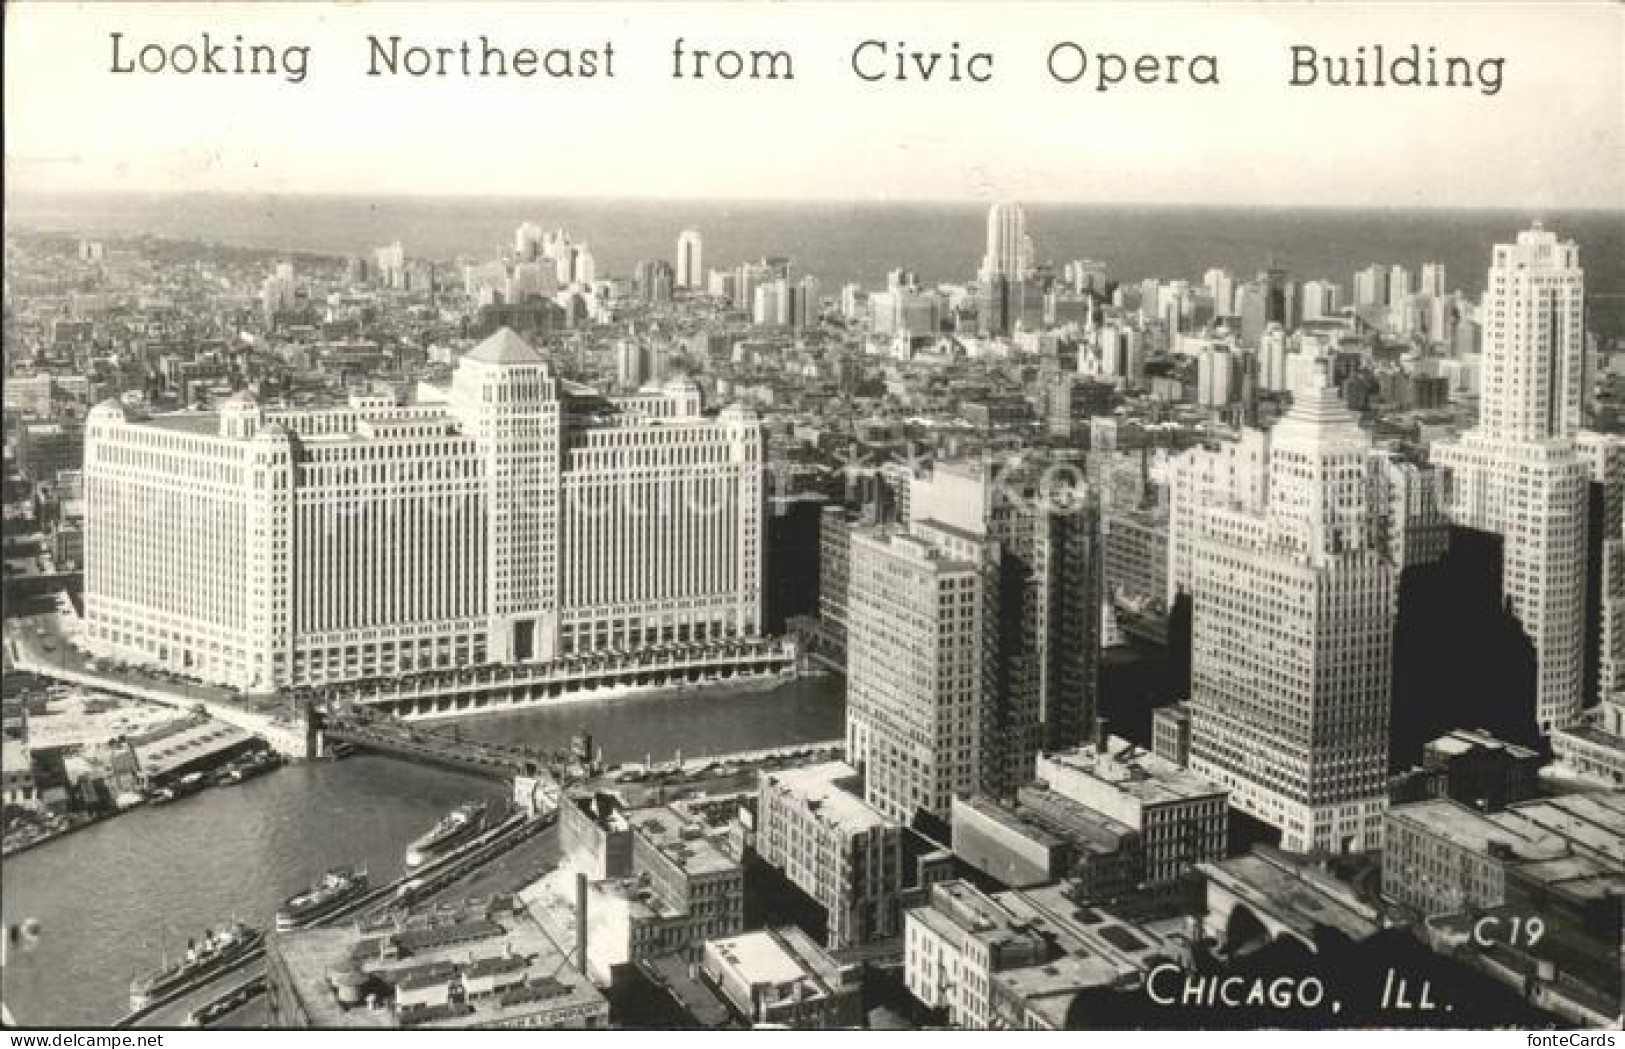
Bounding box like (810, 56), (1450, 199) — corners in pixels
(82, 329), (766, 692)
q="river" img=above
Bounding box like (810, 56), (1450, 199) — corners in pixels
(0, 674), (845, 1027)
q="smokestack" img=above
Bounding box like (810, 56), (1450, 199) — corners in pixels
(574, 872), (588, 977)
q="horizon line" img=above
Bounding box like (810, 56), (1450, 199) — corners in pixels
(6, 186), (1623, 214)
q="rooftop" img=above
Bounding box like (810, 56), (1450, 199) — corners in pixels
(913, 880), (1048, 958)
(763, 761), (894, 835)
(268, 897), (605, 1029)
(998, 882), (1181, 972)
(705, 926), (845, 1000)
(141, 411), (224, 435)
(1039, 737), (1227, 808)
(1387, 799), (1574, 864)
(464, 327), (547, 366)
(957, 790), (1137, 855)
(629, 804), (739, 878)
(1426, 728), (1540, 761)
(1501, 793), (1625, 868)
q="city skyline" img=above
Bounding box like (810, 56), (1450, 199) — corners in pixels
(5, 191), (1623, 1032)
(4, 0), (1623, 1030)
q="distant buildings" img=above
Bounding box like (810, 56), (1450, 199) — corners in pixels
(979, 202), (1032, 285)
(634, 259), (675, 303)
(676, 229), (704, 290)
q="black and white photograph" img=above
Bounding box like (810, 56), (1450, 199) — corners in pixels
(1, 0), (1621, 1036)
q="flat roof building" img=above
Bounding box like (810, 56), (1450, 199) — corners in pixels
(1036, 737), (1226, 886)
(265, 894), (607, 1029)
(700, 926), (863, 1029)
(756, 761), (904, 950)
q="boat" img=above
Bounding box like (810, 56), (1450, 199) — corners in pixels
(404, 802), (488, 869)
(215, 751), (282, 786)
(128, 922), (262, 1012)
(149, 771), (207, 805)
(183, 976), (265, 1028)
(275, 867), (370, 932)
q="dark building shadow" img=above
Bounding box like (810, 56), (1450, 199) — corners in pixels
(1390, 526), (1541, 768)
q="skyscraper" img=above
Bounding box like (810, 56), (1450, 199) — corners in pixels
(1185, 364), (1395, 853)
(1432, 225), (1589, 734)
(676, 229), (703, 290)
(905, 455), (1102, 800)
(1353, 265), (1388, 308)
(979, 202), (1032, 284)
(846, 521), (986, 823)
(1419, 262), (1447, 298)
(515, 222), (543, 261)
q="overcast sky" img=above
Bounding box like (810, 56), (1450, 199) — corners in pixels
(5, 1), (1622, 208)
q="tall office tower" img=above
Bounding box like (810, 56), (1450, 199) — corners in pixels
(1388, 264), (1413, 306)
(1419, 262), (1447, 298)
(1165, 429), (1272, 606)
(614, 340), (647, 390)
(515, 222), (544, 261)
(1070, 259), (1109, 295)
(633, 260), (675, 303)
(1432, 226), (1588, 733)
(846, 521), (987, 823)
(676, 229), (703, 290)
(979, 202), (1032, 283)
(1203, 269), (1236, 318)
(1186, 364), (1395, 853)
(375, 242), (406, 289)
(83, 329), (764, 691)
(575, 246), (596, 287)
(707, 269), (737, 303)
(1259, 325), (1289, 392)
(1300, 279), (1341, 321)
(1236, 282), (1268, 346)
(735, 261), (774, 314)
(753, 280), (790, 327)
(1196, 345), (1235, 407)
(1577, 433), (1625, 709)
(553, 245), (580, 287)
(792, 275), (821, 331)
(1260, 268), (1298, 331)
(908, 456), (1103, 800)
(1353, 265), (1388, 308)
(839, 283), (865, 321)
(1558, 441), (1625, 783)
(887, 268), (917, 293)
